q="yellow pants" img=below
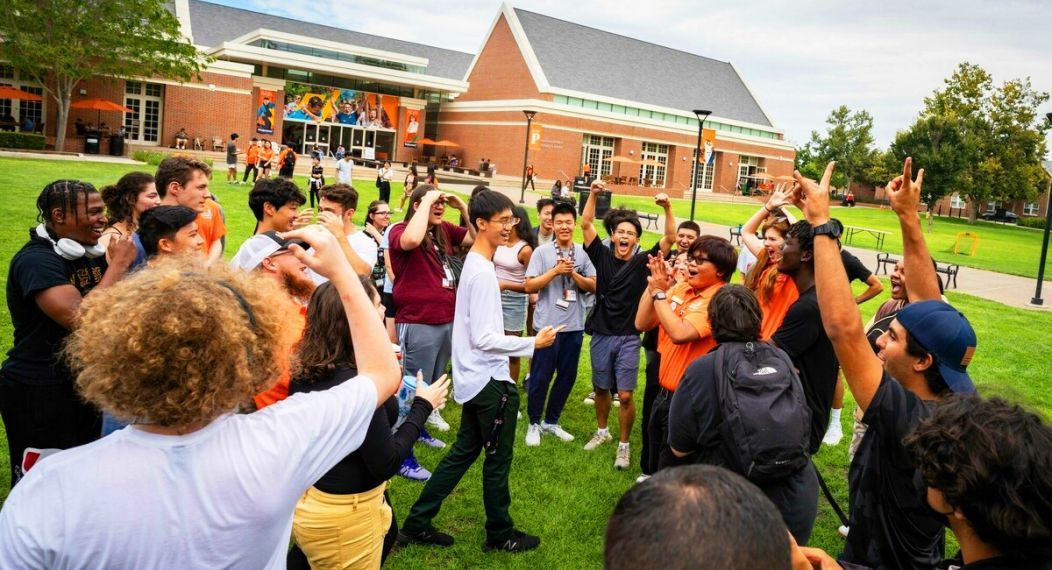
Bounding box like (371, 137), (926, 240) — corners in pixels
(293, 483), (392, 570)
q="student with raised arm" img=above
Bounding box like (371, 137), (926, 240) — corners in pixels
(740, 184), (799, 338)
(580, 181), (675, 471)
(399, 190), (559, 553)
(795, 158), (978, 570)
(0, 225), (401, 569)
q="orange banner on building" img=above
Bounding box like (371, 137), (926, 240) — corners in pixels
(403, 109), (420, 147)
(701, 128), (716, 166)
(529, 124), (543, 149)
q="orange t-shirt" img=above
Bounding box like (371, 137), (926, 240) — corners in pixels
(260, 147), (274, 163)
(195, 199), (227, 255)
(246, 145), (260, 164)
(657, 281), (723, 392)
(757, 264), (799, 340)
(254, 303), (307, 409)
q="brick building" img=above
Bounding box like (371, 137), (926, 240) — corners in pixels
(3, 0), (794, 197)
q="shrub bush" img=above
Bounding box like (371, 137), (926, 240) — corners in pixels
(1019, 216), (1048, 229)
(131, 150), (167, 166)
(0, 132), (46, 150)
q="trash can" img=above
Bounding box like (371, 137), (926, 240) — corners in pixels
(109, 134), (125, 156)
(576, 189), (612, 218)
(84, 135), (100, 155)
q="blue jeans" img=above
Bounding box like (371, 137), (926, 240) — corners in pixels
(526, 330), (584, 425)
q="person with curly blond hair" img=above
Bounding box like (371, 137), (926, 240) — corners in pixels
(0, 226), (401, 569)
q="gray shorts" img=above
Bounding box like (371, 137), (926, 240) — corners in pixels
(590, 333), (641, 392)
(396, 322), (453, 384)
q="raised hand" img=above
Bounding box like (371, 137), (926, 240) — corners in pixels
(654, 192), (671, 208)
(107, 234), (138, 270)
(646, 253), (672, 292)
(886, 157), (925, 216)
(792, 161), (835, 226)
(317, 210), (345, 240)
(534, 325), (565, 349)
(282, 225), (351, 280)
(415, 373), (450, 410)
(766, 183), (793, 211)
(293, 207), (315, 229)
(444, 193), (467, 211)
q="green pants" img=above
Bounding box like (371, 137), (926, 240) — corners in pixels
(403, 380), (520, 542)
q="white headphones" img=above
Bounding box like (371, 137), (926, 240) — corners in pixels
(35, 224), (105, 261)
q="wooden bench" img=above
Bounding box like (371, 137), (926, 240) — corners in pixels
(936, 262), (960, 289)
(729, 226), (743, 246)
(875, 252), (899, 275)
(637, 211), (658, 230)
(844, 225), (889, 250)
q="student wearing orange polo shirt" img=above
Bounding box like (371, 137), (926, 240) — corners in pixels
(243, 138), (261, 184)
(634, 236), (736, 476)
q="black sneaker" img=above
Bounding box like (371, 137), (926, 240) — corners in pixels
(483, 529), (540, 553)
(397, 528), (454, 547)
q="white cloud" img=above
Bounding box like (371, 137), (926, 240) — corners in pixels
(214, 0), (1052, 151)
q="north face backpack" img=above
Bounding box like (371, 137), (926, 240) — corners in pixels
(712, 341), (811, 483)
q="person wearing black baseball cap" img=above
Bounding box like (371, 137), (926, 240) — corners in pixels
(794, 157), (977, 570)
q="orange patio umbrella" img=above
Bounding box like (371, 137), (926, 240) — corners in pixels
(70, 97), (133, 128)
(0, 86), (43, 101)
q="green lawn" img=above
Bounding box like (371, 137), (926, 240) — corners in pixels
(1, 157), (1051, 568)
(613, 193), (1050, 279)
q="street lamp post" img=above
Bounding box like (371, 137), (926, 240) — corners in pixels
(1031, 121), (1052, 305)
(690, 109), (712, 222)
(519, 110), (537, 204)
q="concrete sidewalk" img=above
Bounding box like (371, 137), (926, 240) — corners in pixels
(460, 178), (1052, 311)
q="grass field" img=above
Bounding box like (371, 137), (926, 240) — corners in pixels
(1, 157), (1050, 568)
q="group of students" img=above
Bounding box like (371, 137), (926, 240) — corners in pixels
(0, 152), (1049, 569)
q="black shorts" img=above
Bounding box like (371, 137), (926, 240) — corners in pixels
(382, 291), (397, 319)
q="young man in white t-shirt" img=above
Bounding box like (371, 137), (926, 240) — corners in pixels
(313, 183), (376, 278)
(0, 225), (400, 569)
(399, 190), (560, 553)
(335, 153), (354, 184)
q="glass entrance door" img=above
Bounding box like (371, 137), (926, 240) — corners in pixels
(123, 81), (163, 144)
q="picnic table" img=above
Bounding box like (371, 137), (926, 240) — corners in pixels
(844, 225), (888, 250)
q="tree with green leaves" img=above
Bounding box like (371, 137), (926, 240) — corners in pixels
(890, 62), (1050, 223)
(805, 105), (877, 193)
(0, 0), (208, 152)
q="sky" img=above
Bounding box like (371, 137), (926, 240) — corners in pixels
(209, 0), (1052, 153)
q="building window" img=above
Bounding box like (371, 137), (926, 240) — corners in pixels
(638, 142), (669, 188)
(949, 194), (967, 209)
(691, 149), (715, 192)
(0, 66), (45, 128)
(1024, 202), (1040, 216)
(737, 155), (765, 192)
(986, 201), (1000, 213)
(582, 134), (615, 178)
(124, 81), (164, 144)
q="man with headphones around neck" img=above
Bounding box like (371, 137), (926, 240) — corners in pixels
(1, 180), (137, 485)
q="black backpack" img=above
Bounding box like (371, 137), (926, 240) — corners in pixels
(711, 341), (811, 483)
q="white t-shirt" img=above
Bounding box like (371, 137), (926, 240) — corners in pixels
(309, 230), (379, 285)
(0, 379), (378, 569)
(336, 159), (354, 184)
(452, 251), (534, 403)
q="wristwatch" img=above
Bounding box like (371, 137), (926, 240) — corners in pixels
(812, 220), (842, 239)
(652, 290), (668, 301)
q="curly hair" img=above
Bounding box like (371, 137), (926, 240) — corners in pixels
(904, 394), (1052, 559)
(66, 259), (292, 428)
(602, 207), (642, 238)
(36, 179), (97, 225)
(743, 217), (791, 303)
(292, 277), (378, 385)
(100, 171), (155, 231)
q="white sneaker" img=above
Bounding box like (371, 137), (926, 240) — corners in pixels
(583, 392), (595, 405)
(635, 474), (651, 484)
(525, 424), (541, 447)
(583, 431), (613, 451)
(541, 422), (574, 442)
(822, 421), (844, 447)
(615, 445), (630, 470)
(427, 409), (450, 432)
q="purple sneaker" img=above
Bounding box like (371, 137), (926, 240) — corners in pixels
(419, 427), (446, 449)
(398, 456), (431, 481)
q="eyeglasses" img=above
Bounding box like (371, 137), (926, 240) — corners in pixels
(688, 255), (711, 266)
(613, 229), (638, 238)
(373, 210), (392, 216)
(488, 216), (521, 228)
